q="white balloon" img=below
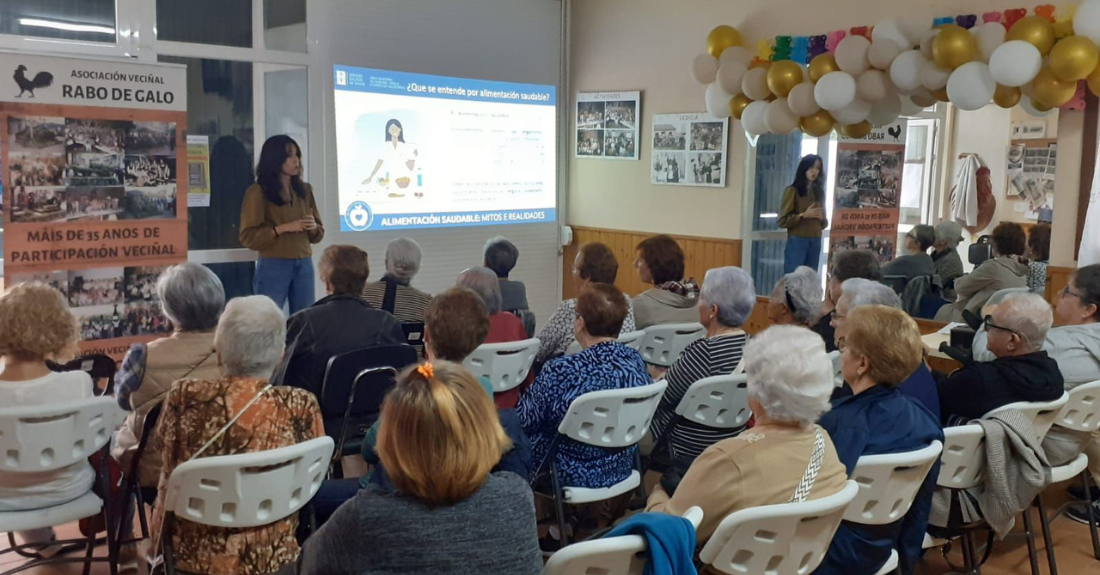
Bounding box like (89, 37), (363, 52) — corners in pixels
(946, 62), (996, 111)
(989, 41), (1042, 87)
(890, 50), (927, 92)
(919, 29), (940, 59)
(814, 72), (857, 111)
(833, 98), (872, 124)
(1020, 95), (1055, 117)
(1076, 0), (1100, 45)
(717, 60), (748, 96)
(868, 39), (903, 70)
(742, 67), (771, 101)
(742, 100), (771, 135)
(872, 17), (912, 49)
(900, 16), (932, 46)
(836, 35), (872, 75)
(692, 54), (719, 84)
(899, 95), (924, 116)
(857, 69), (893, 102)
(973, 22), (1006, 63)
(719, 46), (754, 68)
(787, 82), (821, 117)
(869, 93), (902, 126)
(765, 100), (800, 134)
(919, 60), (951, 90)
(705, 83), (732, 119)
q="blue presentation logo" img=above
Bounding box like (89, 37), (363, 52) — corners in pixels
(345, 201), (374, 231)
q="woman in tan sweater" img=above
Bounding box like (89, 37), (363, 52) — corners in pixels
(778, 154), (828, 274)
(239, 135), (324, 314)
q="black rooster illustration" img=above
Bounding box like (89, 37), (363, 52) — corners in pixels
(14, 65), (53, 98)
(887, 124), (902, 142)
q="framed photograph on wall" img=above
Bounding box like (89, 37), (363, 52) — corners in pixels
(575, 91), (640, 160)
(650, 112), (728, 187)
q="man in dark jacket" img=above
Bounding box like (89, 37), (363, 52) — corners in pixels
(279, 245), (405, 395)
(938, 292), (1064, 425)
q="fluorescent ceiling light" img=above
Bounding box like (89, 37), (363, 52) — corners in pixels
(19, 18), (114, 35)
(760, 213), (778, 218)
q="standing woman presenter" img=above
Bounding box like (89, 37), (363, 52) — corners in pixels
(240, 135), (324, 314)
(778, 154), (828, 274)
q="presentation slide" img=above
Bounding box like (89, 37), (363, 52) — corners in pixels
(333, 65), (557, 231)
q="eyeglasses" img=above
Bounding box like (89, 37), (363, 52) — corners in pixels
(828, 309), (847, 321)
(1062, 286), (1084, 300)
(983, 315), (1033, 349)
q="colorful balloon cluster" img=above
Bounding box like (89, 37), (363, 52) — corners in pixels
(692, 2), (1100, 137)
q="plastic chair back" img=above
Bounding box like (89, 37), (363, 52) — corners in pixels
(673, 374), (751, 430)
(1054, 380), (1100, 433)
(0, 397), (124, 473)
(558, 380), (667, 449)
(319, 344), (418, 429)
(845, 441), (943, 525)
(163, 436), (334, 529)
(565, 330), (647, 356)
(987, 392), (1069, 442)
(637, 323), (706, 367)
(542, 507), (703, 575)
(463, 338), (540, 393)
(882, 275), (908, 295)
(49, 354), (117, 395)
(699, 480), (860, 575)
(401, 322), (425, 350)
(513, 309), (537, 339)
(937, 425), (986, 490)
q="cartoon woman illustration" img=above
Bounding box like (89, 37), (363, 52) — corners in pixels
(363, 119), (421, 198)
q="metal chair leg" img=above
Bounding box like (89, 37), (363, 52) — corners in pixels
(82, 530), (95, 575)
(1083, 471), (1100, 560)
(550, 464), (569, 546)
(1037, 495), (1058, 575)
(1021, 505), (1042, 575)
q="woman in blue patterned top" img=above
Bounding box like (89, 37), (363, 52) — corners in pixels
(517, 283), (650, 489)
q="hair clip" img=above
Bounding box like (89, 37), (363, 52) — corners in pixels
(416, 363), (434, 380)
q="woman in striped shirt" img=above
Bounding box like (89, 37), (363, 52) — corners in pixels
(362, 237), (432, 322)
(649, 266), (755, 464)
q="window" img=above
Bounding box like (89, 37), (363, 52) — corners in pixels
(156, 0), (252, 47)
(746, 132), (804, 293)
(0, 0), (116, 43)
(265, 0), (307, 52)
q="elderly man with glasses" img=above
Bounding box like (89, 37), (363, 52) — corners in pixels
(936, 292), (1064, 426)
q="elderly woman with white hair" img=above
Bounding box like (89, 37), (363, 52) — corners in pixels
(646, 326), (848, 544)
(649, 267), (755, 465)
(767, 266), (823, 328)
(457, 266), (530, 407)
(362, 237), (432, 323)
(932, 221), (965, 300)
(151, 296), (324, 575)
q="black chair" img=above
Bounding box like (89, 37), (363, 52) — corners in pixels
(400, 322), (425, 355)
(115, 405), (162, 550)
(969, 235), (992, 266)
(48, 354), (118, 396)
(882, 274), (908, 295)
(512, 309), (536, 339)
(318, 344), (418, 468)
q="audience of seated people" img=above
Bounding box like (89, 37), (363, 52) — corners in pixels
(767, 266), (823, 328)
(484, 236), (529, 313)
(648, 266), (754, 466)
(457, 266), (530, 408)
(0, 283), (92, 558)
(936, 222), (1029, 322)
(881, 224), (936, 286)
(937, 292), (1063, 425)
(932, 221), (966, 301)
(536, 241), (636, 363)
(813, 250), (880, 352)
(284, 361), (542, 575)
(362, 237), (432, 323)
(151, 295), (325, 575)
(633, 234), (699, 329)
(1027, 223), (1051, 295)
(279, 245), (404, 393)
(817, 305), (944, 575)
(646, 325), (848, 544)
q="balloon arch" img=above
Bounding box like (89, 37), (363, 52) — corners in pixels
(693, 4), (1100, 137)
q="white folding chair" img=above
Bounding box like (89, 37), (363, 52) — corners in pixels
(651, 374), (750, 463)
(637, 323), (706, 367)
(827, 350), (843, 388)
(565, 330), (646, 357)
(0, 397), (127, 575)
(699, 480), (860, 575)
(987, 392), (1070, 443)
(923, 425), (989, 572)
(159, 436), (335, 574)
(464, 338), (540, 393)
(541, 506), (703, 575)
(538, 380), (667, 545)
(846, 441), (944, 575)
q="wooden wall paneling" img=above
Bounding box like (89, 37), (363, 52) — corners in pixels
(1047, 266), (1075, 320)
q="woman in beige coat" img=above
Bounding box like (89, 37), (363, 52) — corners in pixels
(935, 222), (1028, 323)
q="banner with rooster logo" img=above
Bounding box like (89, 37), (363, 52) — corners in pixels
(828, 121), (907, 268)
(0, 51), (187, 359)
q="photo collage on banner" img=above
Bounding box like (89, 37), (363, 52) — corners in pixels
(828, 121), (907, 267)
(1, 53), (188, 357)
(1006, 139), (1056, 222)
(650, 113), (729, 187)
(575, 91), (640, 160)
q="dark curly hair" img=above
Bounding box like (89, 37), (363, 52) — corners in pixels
(991, 222), (1026, 257)
(636, 235), (685, 285)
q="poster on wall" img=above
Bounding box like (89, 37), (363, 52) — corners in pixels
(828, 121), (907, 266)
(1007, 139), (1056, 222)
(186, 135), (210, 208)
(576, 91), (640, 160)
(0, 52), (188, 358)
(650, 112), (728, 187)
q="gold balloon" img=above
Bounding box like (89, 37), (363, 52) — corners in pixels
(808, 54), (840, 82)
(799, 110), (836, 137)
(840, 121), (873, 139)
(767, 61), (803, 98)
(707, 25), (742, 58)
(1050, 36), (1100, 82)
(1088, 63), (1100, 97)
(729, 94), (753, 120)
(993, 84), (1022, 108)
(930, 87), (950, 102)
(1033, 99), (1054, 112)
(910, 94), (937, 108)
(933, 24), (978, 70)
(1007, 16), (1056, 56)
(1032, 66), (1077, 107)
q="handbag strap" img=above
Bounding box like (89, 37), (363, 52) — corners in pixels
(381, 277), (399, 314)
(789, 427), (826, 503)
(191, 384), (272, 460)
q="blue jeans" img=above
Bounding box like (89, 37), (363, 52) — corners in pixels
(254, 256), (315, 315)
(784, 235), (822, 274)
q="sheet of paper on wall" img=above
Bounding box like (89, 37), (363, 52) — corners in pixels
(650, 112), (729, 187)
(186, 135), (211, 207)
(1011, 121), (1047, 139)
(575, 91), (641, 161)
